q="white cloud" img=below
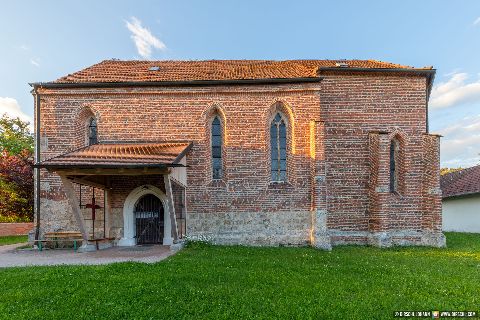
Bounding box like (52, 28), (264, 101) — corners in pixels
(438, 114), (480, 168)
(444, 68), (461, 77)
(125, 17), (166, 59)
(473, 17), (480, 26)
(0, 97), (33, 124)
(30, 58), (40, 67)
(430, 73), (480, 109)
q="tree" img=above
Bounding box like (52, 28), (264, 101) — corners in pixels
(0, 114), (34, 155)
(0, 114), (34, 222)
(440, 167), (464, 176)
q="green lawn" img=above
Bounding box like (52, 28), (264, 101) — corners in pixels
(0, 235), (28, 246)
(0, 232), (479, 319)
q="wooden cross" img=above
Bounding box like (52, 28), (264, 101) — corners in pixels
(85, 190), (102, 239)
(85, 196), (101, 220)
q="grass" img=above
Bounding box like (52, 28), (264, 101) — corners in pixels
(0, 235), (27, 246)
(0, 232), (479, 319)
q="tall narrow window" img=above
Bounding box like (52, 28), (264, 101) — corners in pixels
(389, 139), (398, 192)
(271, 113), (287, 182)
(211, 116), (222, 179)
(88, 118), (98, 145)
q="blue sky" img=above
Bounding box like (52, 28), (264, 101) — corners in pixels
(1, 0), (479, 167)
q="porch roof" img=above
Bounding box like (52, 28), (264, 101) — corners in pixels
(35, 141), (193, 170)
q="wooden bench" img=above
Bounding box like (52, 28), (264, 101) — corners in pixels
(38, 232), (84, 251)
(38, 232), (116, 251)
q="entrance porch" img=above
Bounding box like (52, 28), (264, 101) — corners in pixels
(35, 142), (192, 251)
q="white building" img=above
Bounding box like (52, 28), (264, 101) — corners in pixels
(441, 165), (480, 233)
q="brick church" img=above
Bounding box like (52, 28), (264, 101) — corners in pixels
(31, 59), (445, 250)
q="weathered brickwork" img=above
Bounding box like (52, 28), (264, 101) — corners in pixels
(0, 223), (34, 236)
(34, 71), (445, 248)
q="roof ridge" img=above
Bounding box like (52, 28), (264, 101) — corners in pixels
(98, 58), (414, 64)
(366, 59), (407, 67)
(443, 164), (480, 179)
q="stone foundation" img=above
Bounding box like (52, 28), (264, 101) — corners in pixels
(419, 231), (446, 247)
(109, 208), (124, 240)
(187, 210), (311, 246)
(186, 210), (447, 249)
(38, 199), (78, 236)
(311, 210), (332, 250)
(331, 229), (446, 248)
(36, 196), (447, 250)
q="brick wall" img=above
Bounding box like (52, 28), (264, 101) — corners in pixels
(34, 72), (444, 247)
(318, 72), (444, 247)
(0, 223), (34, 236)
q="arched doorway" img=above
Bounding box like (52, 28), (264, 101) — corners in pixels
(134, 194), (164, 244)
(118, 185), (172, 247)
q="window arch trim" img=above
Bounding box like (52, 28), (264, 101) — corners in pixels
(388, 130), (407, 195)
(389, 138), (399, 192)
(270, 111), (288, 182)
(204, 104), (227, 182)
(88, 117), (98, 145)
(211, 114), (223, 180)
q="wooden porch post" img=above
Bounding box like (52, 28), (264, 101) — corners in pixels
(163, 174), (179, 242)
(59, 175), (89, 242)
(104, 189), (111, 238)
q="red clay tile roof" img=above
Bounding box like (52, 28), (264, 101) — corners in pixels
(36, 142), (192, 168)
(53, 59), (431, 84)
(441, 165), (480, 199)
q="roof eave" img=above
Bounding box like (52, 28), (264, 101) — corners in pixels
(29, 77), (323, 89)
(33, 163), (185, 169)
(442, 191), (480, 200)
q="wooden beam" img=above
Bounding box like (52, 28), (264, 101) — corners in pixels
(66, 176), (107, 189)
(170, 175), (186, 188)
(163, 174), (179, 242)
(59, 175), (89, 242)
(53, 168), (169, 176)
(104, 189), (111, 238)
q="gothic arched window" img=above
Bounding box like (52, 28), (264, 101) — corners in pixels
(270, 113), (287, 182)
(389, 138), (399, 192)
(211, 116), (223, 179)
(88, 117), (98, 145)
